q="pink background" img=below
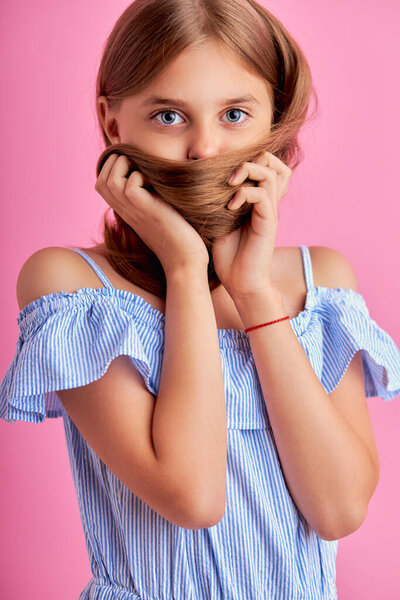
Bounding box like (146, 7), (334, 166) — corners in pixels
(1, 0), (399, 598)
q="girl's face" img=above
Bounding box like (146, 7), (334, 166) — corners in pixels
(98, 40), (274, 160)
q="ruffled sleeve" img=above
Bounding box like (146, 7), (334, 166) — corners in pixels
(294, 287), (400, 400)
(0, 288), (162, 424)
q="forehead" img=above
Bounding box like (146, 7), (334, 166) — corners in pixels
(127, 41), (273, 109)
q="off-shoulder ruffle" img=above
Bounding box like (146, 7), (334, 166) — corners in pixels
(290, 286), (400, 399)
(1, 285), (399, 424)
(0, 288), (163, 424)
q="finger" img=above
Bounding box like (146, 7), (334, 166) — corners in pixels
(230, 153), (291, 203)
(253, 151), (292, 176)
(125, 171), (154, 205)
(257, 152), (291, 198)
(95, 153), (120, 189)
(109, 156), (153, 206)
(229, 186), (272, 215)
(107, 155), (132, 193)
(94, 154), (127, 212)
(228, 162), (272, 185)
(228, 161), (277, 185)
(96, 155), (140, 214)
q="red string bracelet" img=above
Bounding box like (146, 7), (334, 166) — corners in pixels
(244, 315), (290, 334)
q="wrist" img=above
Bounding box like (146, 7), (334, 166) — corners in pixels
(233, 288), (287, 330)
(165, 262), (209, 284)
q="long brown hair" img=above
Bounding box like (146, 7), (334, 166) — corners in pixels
(90, 0), (318, 299)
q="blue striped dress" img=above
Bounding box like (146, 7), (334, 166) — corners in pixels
(1, 245), (400, 600)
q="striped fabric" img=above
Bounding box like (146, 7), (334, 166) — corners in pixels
(1, 245), (399, 599)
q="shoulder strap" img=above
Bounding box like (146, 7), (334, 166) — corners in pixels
(299, 245), (315, 292)
(69, 248), (114, 289)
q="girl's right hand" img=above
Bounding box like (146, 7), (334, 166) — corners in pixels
(94, 153), (210, 276)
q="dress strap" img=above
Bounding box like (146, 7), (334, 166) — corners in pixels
(299, 245), (315, 292)
(69, 248), (114, 289)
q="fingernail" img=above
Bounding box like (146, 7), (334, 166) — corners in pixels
(229, 172), (237, 183)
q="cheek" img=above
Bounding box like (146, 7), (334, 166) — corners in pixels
(145, 138), (184, 161)
(117, 127), (175, 159)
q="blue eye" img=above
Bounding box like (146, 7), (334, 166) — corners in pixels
(152, 110), (185, 127)
(150, 107), (251, 128)
(222, 108), (249, 126)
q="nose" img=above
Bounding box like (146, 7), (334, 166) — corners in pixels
(186, 124), (221, 160)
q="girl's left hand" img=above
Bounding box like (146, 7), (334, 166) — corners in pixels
(211, 151), (292, 301)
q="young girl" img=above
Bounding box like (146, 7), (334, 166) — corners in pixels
(2, 1), (400, 598)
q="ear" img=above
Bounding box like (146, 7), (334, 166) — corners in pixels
(97, 95), (121, 144)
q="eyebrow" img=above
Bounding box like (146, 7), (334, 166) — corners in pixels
(140, 94), (261, 108)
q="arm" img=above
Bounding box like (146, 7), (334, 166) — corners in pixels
(152, 266), (227, 523)
(17, 248), (227, 529)
(232, 247), (379, 541)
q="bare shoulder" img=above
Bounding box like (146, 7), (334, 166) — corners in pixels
(274, 245), (360, 319)
(16, 246), (100, 311)
(308, 245), (359, 291)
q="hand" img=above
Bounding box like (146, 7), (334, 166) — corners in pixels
(211, 151), (292, 300)
(95, 154), (210, 275)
